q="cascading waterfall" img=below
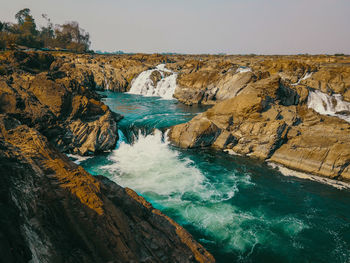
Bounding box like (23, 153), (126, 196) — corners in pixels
(104, 76), (110, 90)
(301, 72), (313, 81)
(307, 90), (350, 123)
(128, 64), (178, 99)
(236, 67), (252, 73)
(292, 72), (313, 86)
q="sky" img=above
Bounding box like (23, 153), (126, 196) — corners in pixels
(1, 0), (349, 54)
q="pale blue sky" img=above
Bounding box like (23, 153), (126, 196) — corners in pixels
(1, 0), (349, 54)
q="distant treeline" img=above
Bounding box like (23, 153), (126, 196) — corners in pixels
(95, 50), (127, 55)
(0, 8), (91, 52)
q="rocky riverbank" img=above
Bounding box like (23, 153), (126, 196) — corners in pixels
(0, 51), (215, 262)
(1, 50), (350, 261)
(168, 55), (350, 183)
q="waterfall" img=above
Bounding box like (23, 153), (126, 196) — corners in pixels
(292, 72), (313, 86)
(300, 72), (313, 81)
(307, 90), (350, 123)
(104, 76), (110, 90)
(128, 64), (178, 99)
(236, 67), (252, 73)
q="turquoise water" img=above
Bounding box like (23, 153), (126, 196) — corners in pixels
(80, 91), (350, 263)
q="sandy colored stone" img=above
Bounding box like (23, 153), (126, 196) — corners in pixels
(0, 114), (215, 262)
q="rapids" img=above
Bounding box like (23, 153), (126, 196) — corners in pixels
(78, 91), (350, 263)
(307, 89), (350, 123)
(128, 64), (178, 99)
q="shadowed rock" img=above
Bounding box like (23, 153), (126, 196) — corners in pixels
(0, 115), (215, 263)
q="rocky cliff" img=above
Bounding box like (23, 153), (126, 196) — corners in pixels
(0, 51), (215, 263)
(168, 55), (350, 182)
(53, 53), (173, 92)
(0, 51), (122, 155)
(166, 55), (349, 104)
(0, 115), (214, 263)
(2, 50), (350, 262)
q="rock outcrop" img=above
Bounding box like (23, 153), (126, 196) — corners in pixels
(0, 115), (215, 263)
(53, 53), (173, 92)
(2, 50), (350, 262)
(169, 63), (350, 182)
(170, 54), (350, 106)
(0, 51), (120, 155)
(0, 51), (215, 262)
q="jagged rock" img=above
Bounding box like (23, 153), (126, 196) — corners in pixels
(149, 70), (162, 86)
(170, 70), (350, 181)
(170, 90), (297, 159)
(0, 77), (56, 131)
(6, 51), (54, 73)
(0, 53), (120, 155)
(55, 53), (171, 92)
(303, 66), (350, 102)
(0, 115), (215, 263)
(170, 116), (221, 148)
(269, 108), (350, 181)
(214, 71), (256, 101)
(174, 71), (221, 105)
(66, 111), (118, 155)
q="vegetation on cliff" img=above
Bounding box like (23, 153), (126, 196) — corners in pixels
(0, 8), (90, 52)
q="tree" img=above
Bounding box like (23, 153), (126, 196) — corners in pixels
(15, 8), (31, 25)
(54, 21), (91, 52)
(0, 32), (5, 50)
(40, 14), (54, 47)
(14, 8), (41, 48)
(1, 8), (92, 52)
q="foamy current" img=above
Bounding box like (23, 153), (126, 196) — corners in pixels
(99, 130), (313, 255)
(307, 90), (350, 123)
(80, 92), (350, 263)
(128, 64), (178, 99)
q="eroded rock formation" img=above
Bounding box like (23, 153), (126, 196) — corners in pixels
(0, 115), (214, 263)
(0, 51), (120, 155)
(169, 56), (350, 182)
(0, 51), (215, 262)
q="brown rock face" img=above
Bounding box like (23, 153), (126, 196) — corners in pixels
(169, 54), (350, 107)
(0, 51), (216, 262)
(170, 89), (296, 159)
(0, 52), (120, 155)
(166, 54), (350, 182)
(170, 69), (350, 182)
(0, 115), (215, 263)
(67, 111), (118, 155)
(269, 109), (350, 181)
(53, 53), (173, 92)
(170, 116), (221, 148)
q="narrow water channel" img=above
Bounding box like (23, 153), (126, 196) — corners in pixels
(78, 91), (350, 263)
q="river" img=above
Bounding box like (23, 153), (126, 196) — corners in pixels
(73, 90), (350, 263)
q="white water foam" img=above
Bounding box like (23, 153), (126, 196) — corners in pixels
(98, 130), (310, 254)
(102, 130), (205, 196)
(66, 154), (92, 165)
(236, 67), (252, 73)
(128, 64), (178, 99)
(268, 162), (350, 190)
(292, 72), (313, 86)
(301, 72), (313, 81)
(307, 90), (350, 123)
